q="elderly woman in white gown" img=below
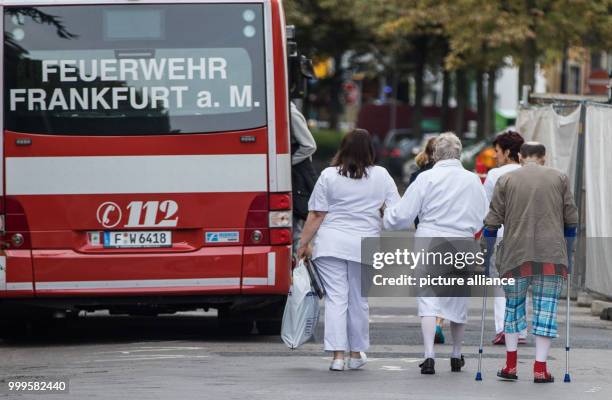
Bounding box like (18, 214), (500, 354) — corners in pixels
(383, 132), (488, 375)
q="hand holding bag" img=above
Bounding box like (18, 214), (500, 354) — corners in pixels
(281, 259), (320, 349)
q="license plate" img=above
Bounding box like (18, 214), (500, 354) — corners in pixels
(104, 231), (172, 248)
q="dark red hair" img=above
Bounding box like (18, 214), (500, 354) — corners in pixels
(493, 131), (524, 162)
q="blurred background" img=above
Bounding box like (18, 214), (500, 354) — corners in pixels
(285, 0), (612, 188)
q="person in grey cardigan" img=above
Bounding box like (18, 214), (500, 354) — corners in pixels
(483, 142), (578, 383)
(290, 102), (317, 254)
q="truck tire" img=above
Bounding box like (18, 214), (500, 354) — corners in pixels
(217, 300), (285, 335)
(253, 301), (285, 335)
(217, 307), (255, 335)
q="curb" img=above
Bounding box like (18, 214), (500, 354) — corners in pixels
(591, 300), (612, 316)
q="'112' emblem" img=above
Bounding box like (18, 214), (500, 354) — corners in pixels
(126, 200), (179, 227)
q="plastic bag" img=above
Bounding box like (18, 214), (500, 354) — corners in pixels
(281, 259), (320, 349)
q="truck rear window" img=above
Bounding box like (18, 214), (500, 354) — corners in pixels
(4, 4), (267, 135)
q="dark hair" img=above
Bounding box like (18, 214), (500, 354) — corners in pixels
(331, 128), (375, 179)
(493, 130), (524, 162)
(520, 141), (546, 158)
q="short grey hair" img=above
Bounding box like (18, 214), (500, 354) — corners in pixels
(433, 132), (462, 162)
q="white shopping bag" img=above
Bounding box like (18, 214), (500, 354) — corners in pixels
(281, 259), (320, 349)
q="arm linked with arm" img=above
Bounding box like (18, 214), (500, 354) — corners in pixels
(383, 176), (424, 231)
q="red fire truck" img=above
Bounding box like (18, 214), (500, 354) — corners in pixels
(1, 0), (296, 333)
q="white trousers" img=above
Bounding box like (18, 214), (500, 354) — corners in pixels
(314, 256), (369, 352)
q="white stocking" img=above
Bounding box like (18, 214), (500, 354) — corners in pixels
(421, 316), (436, 359)
(535, 335), (551, 362)
(450, 322), (465, 358)
(505, 332), (519, 352)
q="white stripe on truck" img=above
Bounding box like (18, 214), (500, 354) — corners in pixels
(0, 256), (5, 290)
(7, 282), (34, 291)
(6, 154), (268, 195)
(276, 153), (291, 192)
(36, 278), (240, 290)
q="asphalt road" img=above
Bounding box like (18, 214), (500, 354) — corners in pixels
(1, 296), (611, 400)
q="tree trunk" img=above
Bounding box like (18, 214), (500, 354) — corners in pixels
(519, 0), (537, 96)
(476, 69), (485, 139)
(329, 54), (343, 131)
(412, 37), (427, 138)
(485, 67), (497, 136)
(454, 69), (467, 136)
(560, 44), (568, 93)
(441, 68), (450, 131)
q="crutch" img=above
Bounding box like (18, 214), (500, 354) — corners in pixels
(564, 226), (577, 383)
(476, 228), (497, 381)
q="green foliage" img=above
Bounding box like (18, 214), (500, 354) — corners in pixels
(312, 129), (343, 163)
(284, 0), (369, 59)
(294, 0), (612, 73)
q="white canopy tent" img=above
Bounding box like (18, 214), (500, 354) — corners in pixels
(516, 97), (612, 298)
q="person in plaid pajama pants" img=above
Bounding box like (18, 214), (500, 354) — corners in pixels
(504, 276), (562, 338)
(484, 142), (578, 383)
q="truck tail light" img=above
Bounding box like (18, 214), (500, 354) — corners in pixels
(270, 228), (291, 245)
(244, 193), (293, 246)
(269, 193), (291, 210)
(269, 193), (292, 244)
(269, 211), (292, 228)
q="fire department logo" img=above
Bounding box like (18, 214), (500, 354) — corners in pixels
(96, 202), (122, 228)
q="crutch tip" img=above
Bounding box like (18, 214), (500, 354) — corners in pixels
(475, 372), (482, 381)
(564, 373), (571, 383)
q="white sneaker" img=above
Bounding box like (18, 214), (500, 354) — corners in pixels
(348, 352), (367, 370)
(329, 359), (345, 371)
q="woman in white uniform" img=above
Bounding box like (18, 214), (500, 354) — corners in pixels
(297, 129), (400, 371)
(383, 132), (488, 375)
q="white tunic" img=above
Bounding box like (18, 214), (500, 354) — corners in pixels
(383, 159), (488, 323)
(483, 163), (521, 237)
(309, 166), (401, 263)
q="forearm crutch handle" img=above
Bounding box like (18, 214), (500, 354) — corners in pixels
(564, 226), (577, 274)
(482, 228), (498, 278)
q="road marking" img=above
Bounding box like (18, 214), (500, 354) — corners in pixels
(88, 355), (210, 362)
(93, 347), (205, 354)
(586, 386), (602, 393)
(320, 357), (422, 364)
(380, 366), (405, 371)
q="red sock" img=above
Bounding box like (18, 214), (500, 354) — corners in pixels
(506, 351), (517, 370)
(534, 361), (547, 374)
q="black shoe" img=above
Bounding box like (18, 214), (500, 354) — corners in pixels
(450, 355), (465, 372)
(419, 358), (435, 375)
(497, 369), (518, 381)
